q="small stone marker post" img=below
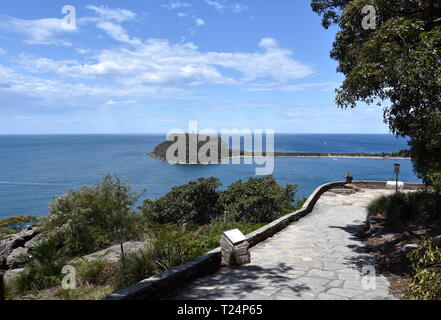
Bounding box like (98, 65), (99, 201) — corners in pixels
(220, 229), (250, 266)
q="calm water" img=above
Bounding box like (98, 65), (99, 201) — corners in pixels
(0, 134), (419, 218)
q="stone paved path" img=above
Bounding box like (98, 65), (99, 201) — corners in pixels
(168, 188), (399, 300)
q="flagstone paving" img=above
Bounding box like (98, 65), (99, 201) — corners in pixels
(168, 188), (399, 300)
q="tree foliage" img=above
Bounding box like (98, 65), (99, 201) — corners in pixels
(221, 176), (297, 223)
(41, 175), (143, 255)
(140, 177), (223, 225)
(311, 0), (441, 181)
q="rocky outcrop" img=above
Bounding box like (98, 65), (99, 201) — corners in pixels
(6, 247), (31, 269)
(24, 233), (47, 250)
(0, 234), (26, 269)
(82, 242), (144, 262)
(0, 227), (41, 270)
(4, 268), (26, 281)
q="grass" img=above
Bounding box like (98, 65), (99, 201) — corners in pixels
(5, 218), (265, 300)
(121, 218), (265, 286)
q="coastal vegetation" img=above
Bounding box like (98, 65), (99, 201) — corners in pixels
(312, 0), (440, 300)
(2, 174), (301, 300)
(150, 134), (412, 163)
(0, 216), (39, 238)
(367, 191), (441, 232)
(150, 133), (229, 164)
(311, 0), (440, 184)
(41, 175), (145, 256)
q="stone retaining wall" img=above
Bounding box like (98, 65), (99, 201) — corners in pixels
(103, 180), (423, 300)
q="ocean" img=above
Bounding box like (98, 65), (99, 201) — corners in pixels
(0, 134), (420, 218)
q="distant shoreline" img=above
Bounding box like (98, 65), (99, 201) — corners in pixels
(148, 152), (410, 163)
(230, 155), (410, 160)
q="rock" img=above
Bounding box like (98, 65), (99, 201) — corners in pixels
(0, 234), (26, 270)
(401, 244), (419, 254)
(82, 242), (144, 262)
(4, 268), (26, 281)
(6, 247), (31, 268)
(19, 227), (38, 241)
(373, 232), (399, 240)
(24, 233), (47, 250)
(433, 235), (441, 247)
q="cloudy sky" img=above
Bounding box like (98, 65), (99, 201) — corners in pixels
(0, 0), (389, 134)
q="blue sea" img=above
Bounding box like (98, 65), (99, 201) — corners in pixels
(0, 134), (420, 219)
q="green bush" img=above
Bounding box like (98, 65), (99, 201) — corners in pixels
(140, 177), (223, 225)
(220, 175), (297, 223)
(0, 216), (39, 238)
(367, 192), (441, 231)
(41, 175), (145, 255)
(122, 240), (191, 286)
(7, 240), (67, 296)
(429, 171), (441, 194)
(405, 239), (441, 300)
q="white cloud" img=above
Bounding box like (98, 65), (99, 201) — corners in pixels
(195, 18), (205, 26)
(18, 38), (313, 87)
(96, 21), (141, 45)
(205, 0), (226, 12)
(205, 1), (248, 14)
(0, 48), (5, 55)
(231, 3), (248, 13)
(75, 48), (90, 55)
(0, 15), (78, 46)
(82, 6), (141, 46)
(84, 5), (137, 23)
(247, 81), (339, 92)
(162, 2), (193, 10)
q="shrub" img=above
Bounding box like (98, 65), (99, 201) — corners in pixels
(122, 239), (192, 286)
(405, 239), (441, 300)
(41, 175), (145, 255)
(76, 259), (120, 287)
(7, 240), (67, 295)
(220, 175), (297, 223)
(0, 216), (39, 238)
(140, 177), (223, 225)
(121, 217), (265, 286)
(367, 192), (441, 231)
(429, 171), (441, 194)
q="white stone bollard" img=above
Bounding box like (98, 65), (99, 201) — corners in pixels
(220, 229), (250, 266)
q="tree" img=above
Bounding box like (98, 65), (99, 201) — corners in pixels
(140, 177), (223, 225)
(42, 175), (143, 255)
(220, 176), (297, 223)
(311, 0), (441, 181)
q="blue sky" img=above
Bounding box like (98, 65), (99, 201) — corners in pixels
(0, 0), (389, 134)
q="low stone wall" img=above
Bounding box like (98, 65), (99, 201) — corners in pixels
(105, 248), (221, 300)
(103, 180), (423, 300)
